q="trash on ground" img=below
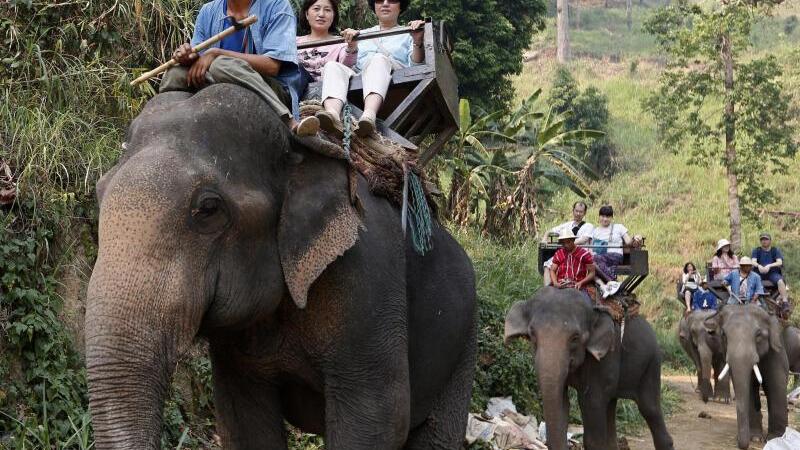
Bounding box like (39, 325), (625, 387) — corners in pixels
(787, 386), (800, 404)
(467, 397), (582, 449)
(764, 427), (800, 450)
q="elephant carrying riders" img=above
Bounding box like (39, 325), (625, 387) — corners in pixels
(549, 229), (596, 304)
(542, 201), (594, 286)
(722, 256), (765, 306)
(161, 0), (321, 136)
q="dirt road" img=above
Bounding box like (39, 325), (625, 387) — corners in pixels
(625, 374), (798, 450)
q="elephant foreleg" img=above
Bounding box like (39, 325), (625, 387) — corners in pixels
(749, 379), (764, 441)
(578, 393), (610, 450)
(323, 369), (411, 450)
(712, 353), (730, 403)
(606, 398), (619, 450)
(636, 360), (674, 450)
(211, 356), (288, 450)
(761, 354), (788, 440)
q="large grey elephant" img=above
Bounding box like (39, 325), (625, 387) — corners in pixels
(703, 305), (788, 449)
(678, 310), (730, 402)
(84, 84), (477, 449)
(504, 287), (674, 450)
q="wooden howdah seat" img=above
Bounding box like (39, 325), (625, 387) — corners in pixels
(299, 20), (459, 164)
(537, 235), (649, 293)
(702, 262), (784, 304)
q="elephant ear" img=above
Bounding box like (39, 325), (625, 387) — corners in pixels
(504, 301), (533, 344)
(278, 139), (364, 309)
(587, 307), (616, 361)
(702, 310), (722, 336)
(769, 315), (787, 356)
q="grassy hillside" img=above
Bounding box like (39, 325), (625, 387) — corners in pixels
(518, 1), (800, 368)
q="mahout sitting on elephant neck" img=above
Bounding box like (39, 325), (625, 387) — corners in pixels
(86, 83), (478, 449)
(505, 286), (674, 450)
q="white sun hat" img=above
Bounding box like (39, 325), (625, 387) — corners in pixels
(557, 228), (577, 241)
(716, 239), (731, 252)
(739, 256), (754, 267)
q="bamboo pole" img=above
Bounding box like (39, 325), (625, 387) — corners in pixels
(130, 15), (258, 86)
(296, 19), (430, 50)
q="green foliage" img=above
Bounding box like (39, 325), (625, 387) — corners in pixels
(549, 68), (616, 175)
(0, 200), (89, 448)
(643, 0), (798, 220)
(437, 94), (601, 238)
(406, 0), (547, 111)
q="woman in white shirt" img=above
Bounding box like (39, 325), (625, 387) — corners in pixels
(592, 205), (642, 297)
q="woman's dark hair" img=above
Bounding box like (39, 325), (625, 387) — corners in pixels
(299, 0), (340, 34)
(598, 205), (614, 217)
(368, 0), (410, 13)
(572, 201), (588, 212)
(715, 247), (734, 258)
(683, 262), (696, 274)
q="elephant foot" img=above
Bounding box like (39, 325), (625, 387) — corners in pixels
(749, 430), (765, 444)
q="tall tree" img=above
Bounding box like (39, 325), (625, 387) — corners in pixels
(557, 0), (570, 62)
(408, 0), (547, 111)
(626, 0), (633, 30)
(644, 0), (797, 251)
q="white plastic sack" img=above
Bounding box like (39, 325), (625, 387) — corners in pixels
(465, 412), (546, 450)
(764, 427), (800, 450)
(787, 386), (800, 404)
(486, 396), (518, 418)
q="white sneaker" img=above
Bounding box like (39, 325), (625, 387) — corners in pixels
(603, 282), (621, 298)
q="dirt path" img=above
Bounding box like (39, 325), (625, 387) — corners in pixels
(625, 374), (798, 450)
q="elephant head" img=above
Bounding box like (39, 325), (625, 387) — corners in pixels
(703, 305), (788, 448)
(85, 85), (362, 449)
(679, 310), (726, 402)
(504, 287), (616, 450)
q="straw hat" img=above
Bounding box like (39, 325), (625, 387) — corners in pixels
(739, 256), (754, 267)
(716, 239), (731, 252)
(557, 229), (577, 241)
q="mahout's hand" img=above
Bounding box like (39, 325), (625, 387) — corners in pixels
(187, 50), (218, 88)
(173, 43), (197, 66)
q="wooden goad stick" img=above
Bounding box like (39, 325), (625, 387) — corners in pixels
(130, 15), (258, 86)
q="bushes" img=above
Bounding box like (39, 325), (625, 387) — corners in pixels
(549, 67), (616, 176)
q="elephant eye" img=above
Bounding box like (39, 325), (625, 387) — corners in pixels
(189, 189), (230, 234)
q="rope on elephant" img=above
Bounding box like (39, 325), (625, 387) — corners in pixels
(598, 291), (640, 324)
(299, 101), (436, 255)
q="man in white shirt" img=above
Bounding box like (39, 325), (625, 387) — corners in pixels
(542, 201), (594, 286)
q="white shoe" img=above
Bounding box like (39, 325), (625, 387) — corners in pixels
(602, 282), (621, 298)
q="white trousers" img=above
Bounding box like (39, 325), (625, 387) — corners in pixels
(320, 53), (396, 104)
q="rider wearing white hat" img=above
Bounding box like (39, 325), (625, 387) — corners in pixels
(721, 255), (765, 305)
(550, 228), (596, 304)
(712, 238), (739, 280)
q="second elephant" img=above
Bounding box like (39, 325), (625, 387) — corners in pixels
(505, 287), (674, 450)
(678, 310), (730, 402)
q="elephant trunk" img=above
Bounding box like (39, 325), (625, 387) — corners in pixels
(697, 340), (714, 402)
(535, 348), (570, 450)
(85, 252), (202, 449)
(731, 361), (754, 449)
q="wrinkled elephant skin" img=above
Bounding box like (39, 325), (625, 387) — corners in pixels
(678, 310), (730, 402)
(85, 85), (478, 450)
(505, 287), (674, 450)
(703, 305), (788, 449)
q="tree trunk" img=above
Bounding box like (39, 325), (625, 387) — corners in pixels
(626, 0), (633, 31)
(557, 0), (570, 63)
(721, 33), (742, 252)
